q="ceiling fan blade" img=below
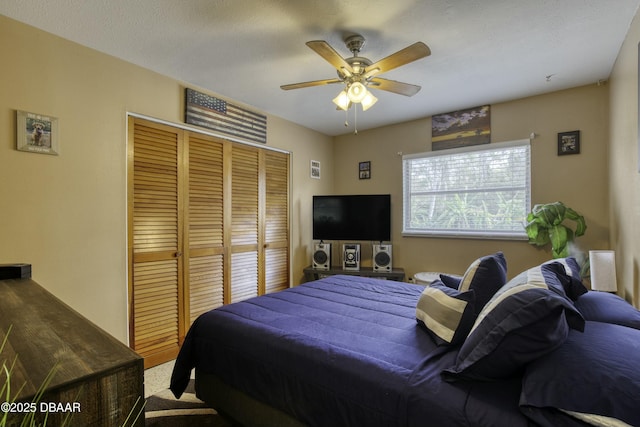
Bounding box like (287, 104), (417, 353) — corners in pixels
(306, 40), (354, 75)
(280, 78), (343, 90)
(364, 42), (431, 78)
(369, 78), (422, 96)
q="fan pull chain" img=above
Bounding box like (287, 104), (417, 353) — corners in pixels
(342, 104), (359, 135)
(354, 104), (358, 135)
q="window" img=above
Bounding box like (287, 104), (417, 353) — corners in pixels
(402, 139), (530, 239)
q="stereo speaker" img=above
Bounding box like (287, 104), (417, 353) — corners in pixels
(373, 244), (392, 271)
(312, 243), (331, 270)
(342, 244), (360, 271)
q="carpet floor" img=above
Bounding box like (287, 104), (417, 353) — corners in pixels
(145, 379), (234, 427)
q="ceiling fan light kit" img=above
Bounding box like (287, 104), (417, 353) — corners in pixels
(332, 84), (378, 112)
(281, 33), (431, 131)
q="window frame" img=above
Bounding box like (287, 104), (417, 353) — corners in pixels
(402, 139), (531, 240)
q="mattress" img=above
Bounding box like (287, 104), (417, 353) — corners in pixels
(171, 275), (532, 427)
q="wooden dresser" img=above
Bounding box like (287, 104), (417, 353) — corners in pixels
(0, 268), (144, 427)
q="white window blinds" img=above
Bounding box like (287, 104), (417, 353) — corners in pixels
(402, 139), (531, 239)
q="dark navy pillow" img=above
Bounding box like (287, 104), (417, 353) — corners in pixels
(439, 273), (462, 290)
(442, 268), (585, 382)
(573, 291), (640, 329)
(497, 263), (582, 310)
(543, 262), (588, 301)
(543, 257), (582, 279)
(520, 321), (640, 427)
(457, 252), (507, 316)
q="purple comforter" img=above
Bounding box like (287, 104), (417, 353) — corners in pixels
(171, 275), (533, 427)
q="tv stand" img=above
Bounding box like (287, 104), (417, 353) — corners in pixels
(303, 265), (405, 282)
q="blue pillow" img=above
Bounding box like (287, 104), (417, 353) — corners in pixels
(520, 321), (640, 427)
(439, 273), (462, 290)
(542, 258), (588, 301)
(495, 263), (581, 314)
(416, 280), (476, 346)
(443, 266), (585, 381)
(573, 291), (640, 329)
(543, 256), (582, 279)
(457, 252), (507, 316)
(539, 262), (588, 302)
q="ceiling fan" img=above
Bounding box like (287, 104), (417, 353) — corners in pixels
(281, 34), (431, 111)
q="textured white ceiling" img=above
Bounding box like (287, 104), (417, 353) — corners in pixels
(1, 0), (639, 136)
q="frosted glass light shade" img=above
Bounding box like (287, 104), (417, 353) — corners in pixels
(347, 82), (367, 103)
(361, 91), (378, 111)
(332, 90), (350, 111)
(589, 250), (618, 292)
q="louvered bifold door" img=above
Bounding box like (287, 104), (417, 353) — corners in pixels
(228, 145), (259, 303)
(128, 117), (184, 368)
(186, 134), (225, 325)
(264, 151), (290, 294)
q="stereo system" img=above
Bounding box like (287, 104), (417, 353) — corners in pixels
(373, 244), (393, 271)
(342, 244), (361, 271)
(312, 242), (331, 270)
(312, 242), (392, 272)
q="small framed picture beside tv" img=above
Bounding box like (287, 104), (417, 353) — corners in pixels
(359, 161), (371, 179)
(557, 130), (580, 155)
(313, 194), (391, 242)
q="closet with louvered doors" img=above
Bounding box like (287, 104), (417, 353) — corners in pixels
(127, 116), (290, 368)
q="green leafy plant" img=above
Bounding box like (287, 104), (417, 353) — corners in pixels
(525, 201), (587, 258)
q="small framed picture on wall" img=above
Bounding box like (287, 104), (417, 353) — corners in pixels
(557, 130), (580, 155)
(310, 160), (321, 179)
(359, 161), (371, 179)
(16, 110), (59, 155)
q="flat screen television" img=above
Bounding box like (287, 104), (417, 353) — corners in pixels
(313, 194), (391, 242)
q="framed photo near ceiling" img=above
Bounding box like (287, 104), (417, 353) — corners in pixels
(16, 110), (59, 155)
(557, 130), (580, 155)
(431, 105), (491, 151)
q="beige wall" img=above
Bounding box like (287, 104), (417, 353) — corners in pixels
(333, 84), (610, 280)
(609, 7), (640, 307)
(0, 15), (333, 343)
(3, 4), (638, 348)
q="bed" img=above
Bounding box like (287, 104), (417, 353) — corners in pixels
(170, 253), (640, 427)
